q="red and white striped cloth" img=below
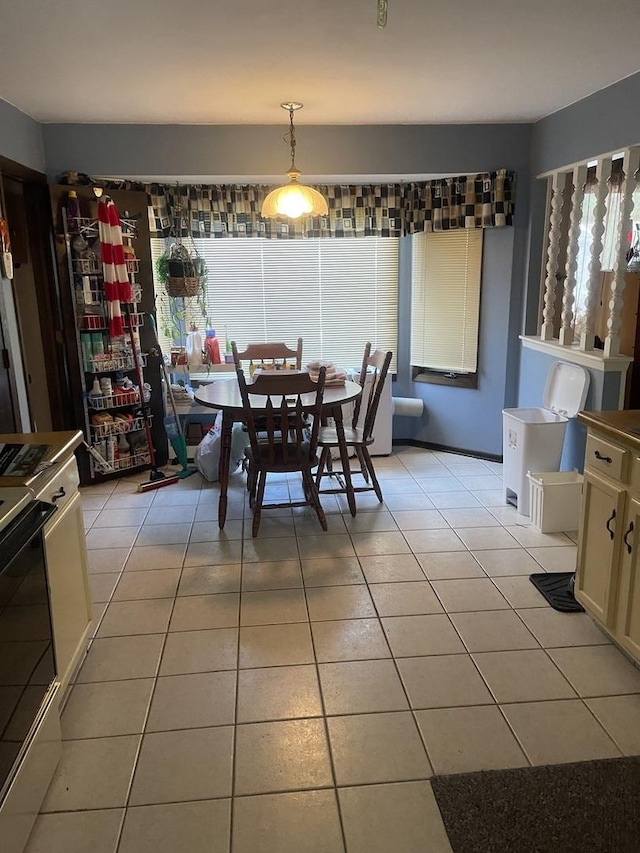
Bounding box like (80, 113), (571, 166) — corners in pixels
(98, 196), (132, 338)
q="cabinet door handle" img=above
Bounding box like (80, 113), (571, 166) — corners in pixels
(624, 521), (634, 555)
(51, 486), (66, 503)
(594, 450), (612, 463)
(606, 508), (616, 540)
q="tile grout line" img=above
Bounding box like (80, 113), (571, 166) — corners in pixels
(111, 481), (199, 853)
(229, 481), (249, 853)
(296, 497), (349, 853)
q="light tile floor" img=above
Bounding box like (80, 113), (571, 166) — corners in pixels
(26, 446), (640, 853)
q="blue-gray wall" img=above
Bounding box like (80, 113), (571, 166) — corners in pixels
(533, 72), (640, 176)
(0, 99), (45, 174)
(394, 226), (523, 457)
(41, 123), (531, 183)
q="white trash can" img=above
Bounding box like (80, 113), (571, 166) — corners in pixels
(502, 361), (590, 518)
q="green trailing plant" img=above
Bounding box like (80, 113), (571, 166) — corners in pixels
(155, 242), (211, 346)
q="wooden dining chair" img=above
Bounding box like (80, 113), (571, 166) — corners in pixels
(231, 338), (303, 371)
(315, 344), (393, 505)
(237, 365), (327, 537)
(233, 338), (306, 464)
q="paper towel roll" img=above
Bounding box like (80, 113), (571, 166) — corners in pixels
(392, 397), (424, 417)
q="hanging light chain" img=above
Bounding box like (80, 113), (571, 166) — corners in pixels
(281, 101), (303, 175)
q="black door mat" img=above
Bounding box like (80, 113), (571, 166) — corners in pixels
(529, 571), (584, 612)
(431, 755), (640, 853)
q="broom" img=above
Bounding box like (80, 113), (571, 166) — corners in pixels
(123, 305), (179, 492)
(148, 314), (198, 479)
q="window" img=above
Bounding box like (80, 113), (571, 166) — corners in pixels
(571, 158), (626, 341)
(151, 237), (398, 371)
(410, 229), (483, 385)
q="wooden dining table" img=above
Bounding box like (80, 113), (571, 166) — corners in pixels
(194, 375), (363, 528)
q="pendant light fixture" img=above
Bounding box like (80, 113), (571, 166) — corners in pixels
(261, 102), (328, 219)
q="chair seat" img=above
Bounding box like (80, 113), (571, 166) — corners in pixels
(245, 443), (319, 473)
(317, 426), (372, 447)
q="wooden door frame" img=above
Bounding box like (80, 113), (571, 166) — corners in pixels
(0, 154), (69, 431)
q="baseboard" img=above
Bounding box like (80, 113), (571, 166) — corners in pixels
(392, 438), (502, 464)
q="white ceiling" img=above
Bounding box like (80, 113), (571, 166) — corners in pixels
(1, 0), (639, 126)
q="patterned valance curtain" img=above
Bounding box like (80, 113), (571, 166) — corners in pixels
(144, 183), (405, 239)
(63, 170), (515, 238)
(403, 170), (515, 233)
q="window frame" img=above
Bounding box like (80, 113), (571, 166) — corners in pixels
(410, 228), (484, 388)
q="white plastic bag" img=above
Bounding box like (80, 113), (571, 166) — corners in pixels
(194, 413), (249, 481)
(194, 412), (223, 481)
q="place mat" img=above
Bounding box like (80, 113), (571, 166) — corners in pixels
(431, 756), (640, 853)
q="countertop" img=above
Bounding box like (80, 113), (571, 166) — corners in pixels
(0, 430), (83, 489)
(578, 410), (640, 452)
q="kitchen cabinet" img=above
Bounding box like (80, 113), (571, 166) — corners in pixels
(1, 431), (93, 693)
(0, 430), (91, 853)
(576, 412), (640, 664)
(33, 449), (92, 695)
(614, 496), (640, 660)
(576, 468), (626, 625)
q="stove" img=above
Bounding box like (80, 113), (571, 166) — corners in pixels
(0, 485), (60, 852)
(0, 487), (35, 534)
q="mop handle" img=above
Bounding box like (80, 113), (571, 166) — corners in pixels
(125, 304), (157, 469)
(147, 314), (186, 441)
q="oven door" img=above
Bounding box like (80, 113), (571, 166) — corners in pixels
(0, 499), (60, 846)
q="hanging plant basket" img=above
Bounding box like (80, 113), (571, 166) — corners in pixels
(166, 273), (201, 298)
(157, 243), (207, 299)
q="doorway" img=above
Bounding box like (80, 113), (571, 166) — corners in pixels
(0, 159), (67, 434)
(0, 319), (17, 432)
(3, 176), (52, 431)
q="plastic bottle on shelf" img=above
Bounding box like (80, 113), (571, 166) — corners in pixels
(66, 190), (82, 234)
(186, 325), (204, 369)
(89, 378), (102, 398)
(117, 434), (131, 464)
(205, 329), (221, 365)
(224, 326), (234, 363)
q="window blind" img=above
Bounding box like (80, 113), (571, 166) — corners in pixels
(151, 237), (398, 371)
(410, 229), (483, 373)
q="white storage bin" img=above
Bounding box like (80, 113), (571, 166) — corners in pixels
(527, 470), (584, 533)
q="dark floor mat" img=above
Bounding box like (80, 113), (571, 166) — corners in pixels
(431, 755), (640, 853)
(529, 571), (584, 612)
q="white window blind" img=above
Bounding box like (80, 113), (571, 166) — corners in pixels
(151, 237), (398, 370)
(410, 229), (483, 373)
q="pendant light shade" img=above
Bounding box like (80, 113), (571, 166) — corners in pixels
(261, 103), (328, 220)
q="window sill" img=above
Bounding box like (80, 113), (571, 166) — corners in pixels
(413, 368), (477, 389)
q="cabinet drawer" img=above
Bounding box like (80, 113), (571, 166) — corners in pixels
(34, 454), (79, 512)
(585, 434), (629, 482)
